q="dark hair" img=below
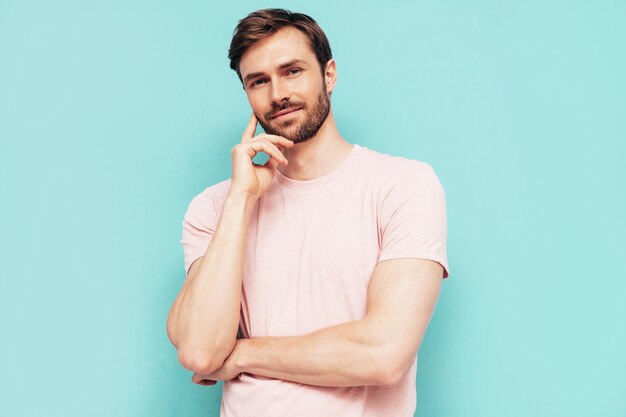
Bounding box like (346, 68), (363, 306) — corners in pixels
(228, 8), (333, 84)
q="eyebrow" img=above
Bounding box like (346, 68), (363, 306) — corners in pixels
(243, 59), (308, 85)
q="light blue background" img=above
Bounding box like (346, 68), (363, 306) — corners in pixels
(1, 1), (624, 416)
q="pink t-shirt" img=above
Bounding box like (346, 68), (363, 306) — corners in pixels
(181, 143), (449, 417)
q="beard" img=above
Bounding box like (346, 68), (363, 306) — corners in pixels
(258, 85), (331, 144)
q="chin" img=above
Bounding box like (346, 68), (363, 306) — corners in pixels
(263, 120), (297, 139)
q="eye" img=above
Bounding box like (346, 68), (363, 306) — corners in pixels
(287, 68), (302, 75)
(250, 78), (267, 88)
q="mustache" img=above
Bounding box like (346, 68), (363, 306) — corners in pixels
(266, 101), (305, 120)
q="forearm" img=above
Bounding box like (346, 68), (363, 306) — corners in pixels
(236, 319), (392, 387)
(173, 191), (257, 372)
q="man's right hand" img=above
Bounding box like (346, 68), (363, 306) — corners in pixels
(229, 112), (294, 200)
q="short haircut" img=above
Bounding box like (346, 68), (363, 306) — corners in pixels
(228, 8), (333, 84)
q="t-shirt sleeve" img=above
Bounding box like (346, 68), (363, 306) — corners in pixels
(377, 162), (450, 278)
(180, 188), (220, 276)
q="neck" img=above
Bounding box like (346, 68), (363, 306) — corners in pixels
(277, 110), (353, 181)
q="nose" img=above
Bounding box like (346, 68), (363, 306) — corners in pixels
(270, 77), (290, 104)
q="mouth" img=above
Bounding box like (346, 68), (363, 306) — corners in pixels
(271, 107), (302, 119)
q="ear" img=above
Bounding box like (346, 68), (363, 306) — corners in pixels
(324, 59), (337, 94)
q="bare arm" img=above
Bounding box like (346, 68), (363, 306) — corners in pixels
(166, 190), (257, 372)
(167, 113), (294, 375)
(235, 320), (389, 387)
(194, 258), (444, 387)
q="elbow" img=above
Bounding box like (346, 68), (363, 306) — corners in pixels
(166, 307), (239, 373)
(166, 320), (178, 349)
(166, 312), (235, 371)
(178, 348), (224, 375)
(377, 365), (404, 387)
(376, 352), (415, 387)
(177, 338), (237, 374)
(166, 303), (181, 349)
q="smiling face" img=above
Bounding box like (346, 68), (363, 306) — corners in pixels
(238, 26), (335, 144)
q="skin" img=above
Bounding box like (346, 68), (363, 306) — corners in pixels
(184, 26), (444, 387)
(192, 258), (444, 387)
(238, 25), (354, 181)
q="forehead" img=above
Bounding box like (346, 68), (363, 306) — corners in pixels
(239, 26), (316, 77)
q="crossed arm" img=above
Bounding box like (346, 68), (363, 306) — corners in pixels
(191, 257), (444, 387)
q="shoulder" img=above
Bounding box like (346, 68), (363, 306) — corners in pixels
(357, 145), (440, 186)
(185, 178), (232, 217)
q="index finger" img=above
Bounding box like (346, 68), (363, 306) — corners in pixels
(241, 112), (258, 143)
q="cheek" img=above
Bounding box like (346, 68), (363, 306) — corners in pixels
(246, 94), (266, 115)
(246, 92), (259, 108)
(246, 94), (273, 123)
(299, 78), (322, 101)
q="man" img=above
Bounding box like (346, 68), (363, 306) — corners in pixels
(166, 8), (450, 417)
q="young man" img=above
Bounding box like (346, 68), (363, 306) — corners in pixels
(167, 8), (450, 417)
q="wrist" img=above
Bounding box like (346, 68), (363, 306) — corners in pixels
(233, 338), (251, 373)
(226, 190), (258, 214)
(227, 188), (259, 205)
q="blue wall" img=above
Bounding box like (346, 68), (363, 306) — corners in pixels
(1, 1), (624, 416)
